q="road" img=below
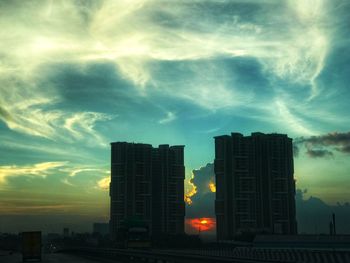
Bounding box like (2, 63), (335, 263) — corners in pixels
(0, 251), (123, 263)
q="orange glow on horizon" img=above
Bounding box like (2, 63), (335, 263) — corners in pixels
(187, 217), (215, 232)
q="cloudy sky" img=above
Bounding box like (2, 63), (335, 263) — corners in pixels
(1, 0), (350, 233)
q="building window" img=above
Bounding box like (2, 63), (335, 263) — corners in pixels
(136, 163), (144, 175)
(135, 202), (144, 214)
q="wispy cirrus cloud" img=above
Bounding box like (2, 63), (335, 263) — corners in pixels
(67, 168), (102, 177)
(262, 0), (329, 98)
(54, 165), (109, 187)
(0, 0), (334, 107)
(158, 111), (176, 124)
(0, 0), (344, 145)
(63, 111), (113, 146)
(0, 162), (67, 183)
(0, 91), (112, 145)
(0, 95), (61, 139)
(274, 100), (316, 136)
(0, 161), (110, 196)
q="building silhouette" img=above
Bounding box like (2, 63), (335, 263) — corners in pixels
(93, 223), (109, 236)
(63, 228), (69, 238)
(110, 142), (185, 240)
(214, 132), (297, 240)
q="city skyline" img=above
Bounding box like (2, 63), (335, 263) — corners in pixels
(1, 0), (350, 234)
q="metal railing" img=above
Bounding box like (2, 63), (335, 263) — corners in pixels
(65, 247), (295, 263)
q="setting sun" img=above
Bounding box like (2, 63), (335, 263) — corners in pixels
(187, 218), (216, 232)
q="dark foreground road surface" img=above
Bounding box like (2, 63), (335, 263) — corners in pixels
(0, 251), (122, 263)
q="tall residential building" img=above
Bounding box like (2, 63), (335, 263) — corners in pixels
(214, 132), (297, 240)
(110, 142), (185, 240)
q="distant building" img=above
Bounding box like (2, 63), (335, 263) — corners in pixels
(46, 233), (60, 241)
(214, 132), (297, 240)
(110, 142), (185, 240)
(63, 228), (69, 237)
(93, 223), (109, 236)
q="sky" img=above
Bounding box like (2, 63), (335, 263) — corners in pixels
(1, 0), (350, 234)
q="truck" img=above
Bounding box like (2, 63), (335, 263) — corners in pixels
(126, 226), (151, 249)
(21, 231), (41, 262)
(117, 217), (151, 249)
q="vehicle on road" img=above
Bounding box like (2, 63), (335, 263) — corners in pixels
(116, 217), (151, 249)
(126, 226), (151, 249)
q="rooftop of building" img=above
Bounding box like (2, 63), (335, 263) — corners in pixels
(110, 141), (184, 148)
(214, 132), (289, 139)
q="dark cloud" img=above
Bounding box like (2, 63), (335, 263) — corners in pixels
(294, 132), (350, 158)
(340, 144), (350, 153)
(186, 192), (215, 219)
(293, 144), (299, 157)
(186, 163), (215, 218)
(191, 163), (215, 195)
(306, 148), (333, 158)
(296, 132), (350, 146)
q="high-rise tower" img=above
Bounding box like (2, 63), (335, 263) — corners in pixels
(214, 132), (297, 240)
(110, 142), (185, 240)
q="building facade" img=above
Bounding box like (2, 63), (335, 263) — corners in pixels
(110, 142), (185, 240)
(214, 132), (297, 240)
